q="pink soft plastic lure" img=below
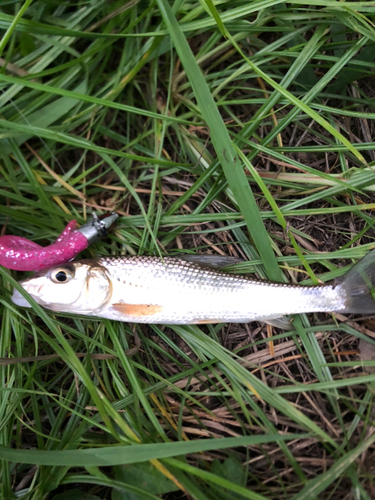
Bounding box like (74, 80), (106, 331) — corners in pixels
(0, 213), (118, 271)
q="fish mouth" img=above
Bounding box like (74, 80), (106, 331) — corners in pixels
(11, 287), (73, 312)
(11, 288), (32, 308)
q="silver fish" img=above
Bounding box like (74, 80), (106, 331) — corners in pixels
(10, 252), (375, 326)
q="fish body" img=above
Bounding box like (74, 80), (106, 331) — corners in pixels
(11, 253), (375, 326)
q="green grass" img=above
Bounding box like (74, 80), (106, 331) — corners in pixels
(1, 0), (375, 499)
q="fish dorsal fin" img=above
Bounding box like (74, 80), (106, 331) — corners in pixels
(177, 255), (243, 269)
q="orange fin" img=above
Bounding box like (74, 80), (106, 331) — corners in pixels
(112, 303), (163, 317)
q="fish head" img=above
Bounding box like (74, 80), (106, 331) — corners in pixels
(11, 260), (112, 314)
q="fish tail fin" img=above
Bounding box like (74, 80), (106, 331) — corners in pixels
(339, 249), (375, 314)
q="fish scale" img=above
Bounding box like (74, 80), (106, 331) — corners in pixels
(94, 256), (346, 324)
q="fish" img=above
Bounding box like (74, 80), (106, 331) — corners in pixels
(10, 251), (375, 327)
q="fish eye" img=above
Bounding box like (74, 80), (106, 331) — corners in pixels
(55, 271), (68, 282)
(50, 266), (75, 284)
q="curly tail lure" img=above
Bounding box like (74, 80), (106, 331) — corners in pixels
(0, 213), (118, 271)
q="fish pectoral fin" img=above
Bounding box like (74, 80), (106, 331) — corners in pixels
(112, 303), (163, 317)
(177, 255), (243, 269)
(263, 315), (293, 330)
(195, 318), (223, 324)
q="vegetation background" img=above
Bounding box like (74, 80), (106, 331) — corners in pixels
(0, 0), (375, 499)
